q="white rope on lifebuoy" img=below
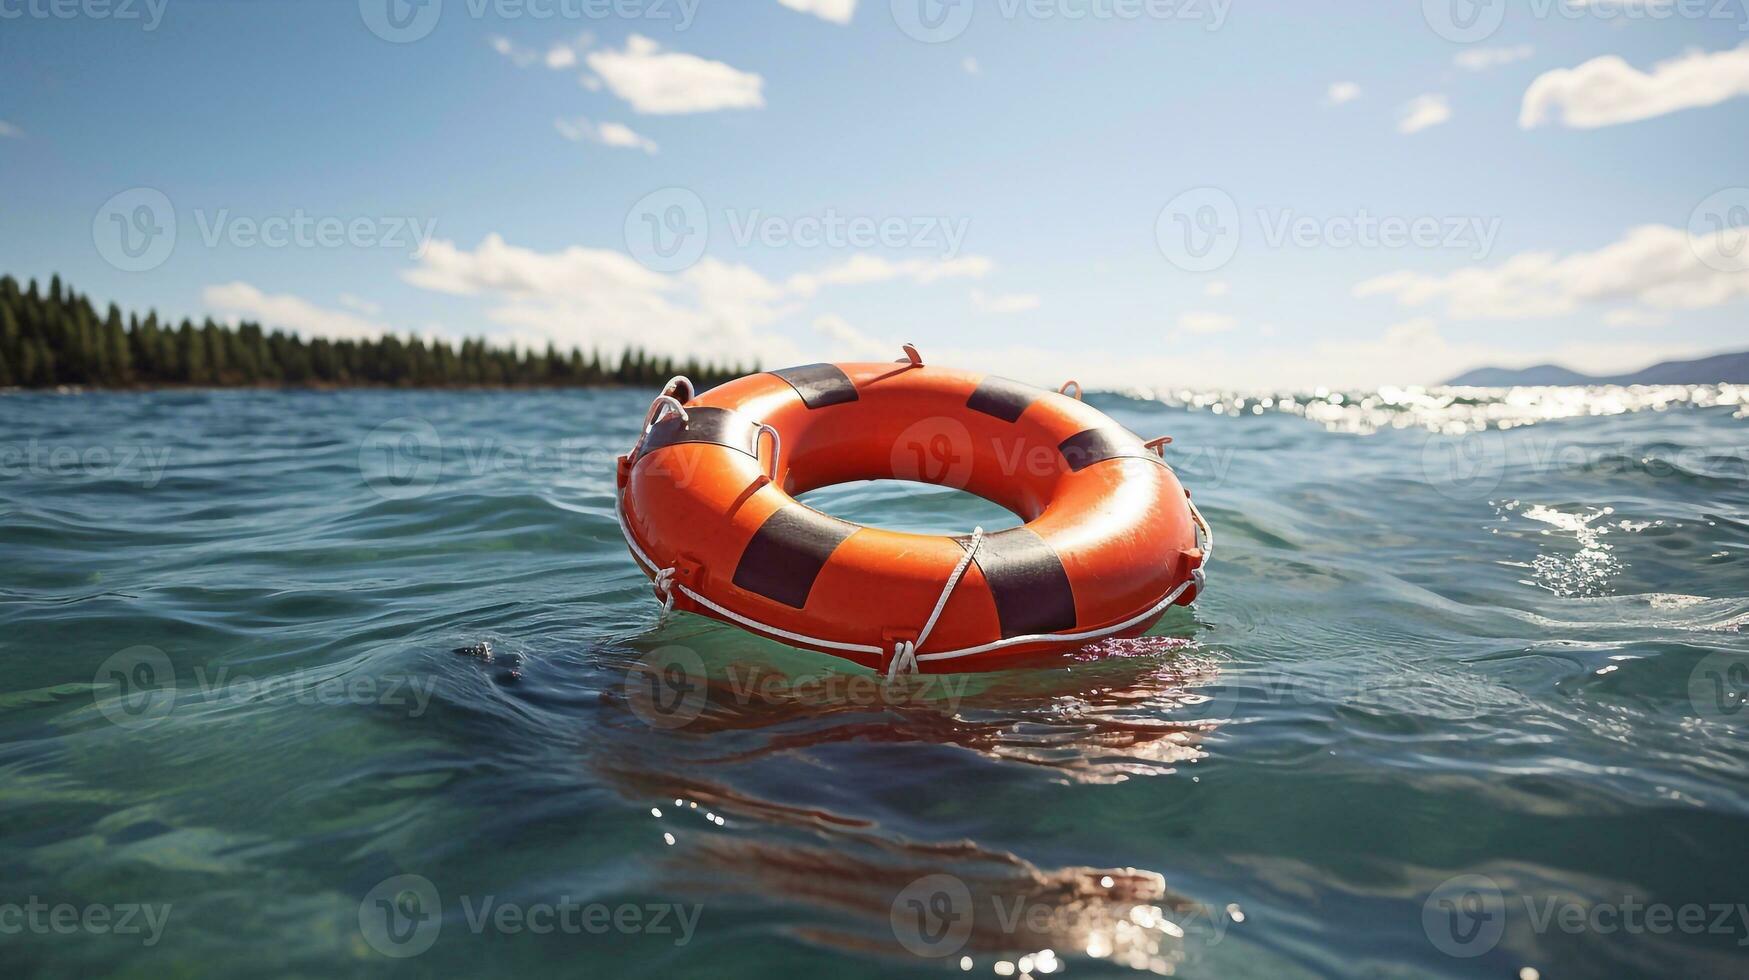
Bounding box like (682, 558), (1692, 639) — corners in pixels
(888, 525), (984, 680)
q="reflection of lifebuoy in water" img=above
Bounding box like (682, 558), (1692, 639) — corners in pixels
(615, 350), (1210, 674)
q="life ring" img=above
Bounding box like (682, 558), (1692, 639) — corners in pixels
(615, 348), (1210, 675)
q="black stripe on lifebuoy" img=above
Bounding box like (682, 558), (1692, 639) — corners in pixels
(956, 527), (1077, 638)
(637, 406), (760, 461)
(769, 363), (859, 409)
(1058, 427), (1152, 473)
(732, 506), (859, 609)
(965, 375), (1041, 423)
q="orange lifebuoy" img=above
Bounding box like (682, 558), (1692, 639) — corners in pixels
(615, 353), (1209, 674)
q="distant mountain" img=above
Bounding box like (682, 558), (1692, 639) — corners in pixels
(1446, 350), (1749, 387)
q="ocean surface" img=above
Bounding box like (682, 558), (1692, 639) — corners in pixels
(2, 385), (1747, 979)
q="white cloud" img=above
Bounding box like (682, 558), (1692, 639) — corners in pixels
(338, 293), (382, 316)
(204, 282), (394, 341)
(402, 236), (995, 366)
(1521, 43), (1749, 129)
(0, 120), (21, 139)
(487, 35), (538, 68)
(785, 254), (992, 297)
(1176, 311), (1237, 334)
(586, 35), (764, 115)
(1455, 45), (1534, 72)
(1398, 94), (1451, 134)
(1203, 279), (1230, 298)
(1603, 308), (1673, 328)
(1354, 224), (1749, 319)
(971, 289), (1040, 314)
(407, 236), (799, 364)
(811, 314), (892, 359)
(406, 233), (667, 299)
(1325, 81), (1361, 106)
(554, 117), (659, 154)
(777, 0), (857, 23)
(963, 57), (981, 75)
(491, 32), (594, 71)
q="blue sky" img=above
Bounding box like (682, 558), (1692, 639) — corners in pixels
(2, 0), (1746, 389)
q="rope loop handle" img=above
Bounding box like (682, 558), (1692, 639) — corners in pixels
(628, 376), (696, 458)
(1143, 435), (1173, 458)
(1059, 380), (1082, 400)
(661, 375), (695, 405)
(897, 343), (923, 366)
(754, 422), (782, 483)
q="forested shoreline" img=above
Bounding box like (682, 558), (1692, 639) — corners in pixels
(0, 275), (752, 390)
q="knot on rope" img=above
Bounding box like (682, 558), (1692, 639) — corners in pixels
(653, 566), (678, 618)
(886, 525), (984, 681)
(887, 640), (918, 681)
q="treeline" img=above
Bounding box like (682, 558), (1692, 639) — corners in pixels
(0, 275), (754, 390)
